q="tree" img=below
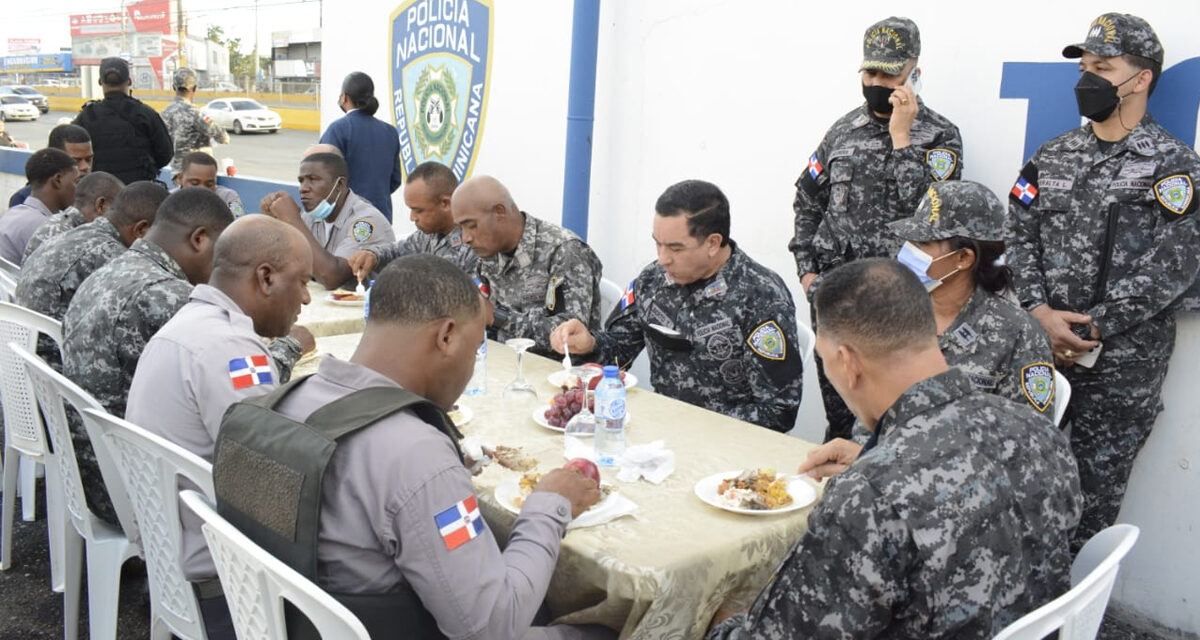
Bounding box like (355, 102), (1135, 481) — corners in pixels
(207, 25), (254, 86)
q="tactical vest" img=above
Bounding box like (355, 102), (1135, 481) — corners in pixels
(77, 95), (156, 184)
(213, 376), (464, 640)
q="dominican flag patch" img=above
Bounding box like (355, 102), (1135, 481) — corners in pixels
(806, 153), (824, 180)
(228, 355), (273, 390)
(1011, 176), (1038, 206)
(435, 494), (485, 551)
(474, 276), (491, 298)
(619, 280), (635, 310)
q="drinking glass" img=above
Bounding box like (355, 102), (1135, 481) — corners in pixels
(503, 338), (538, 402)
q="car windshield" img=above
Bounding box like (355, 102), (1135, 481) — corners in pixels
(230, 100), (263, 111)
(12, 88), (37, 95)
(1, 96), (30, 104)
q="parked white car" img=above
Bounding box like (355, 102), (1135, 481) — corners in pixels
(201, 99), (282, 134)
(0, 96), (40, 122)
(0, 86), (49, 113)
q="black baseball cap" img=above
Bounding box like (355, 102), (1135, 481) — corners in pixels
(99, 57), (131, 86)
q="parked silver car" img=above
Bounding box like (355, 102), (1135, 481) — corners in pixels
(0, 86), (49, 114)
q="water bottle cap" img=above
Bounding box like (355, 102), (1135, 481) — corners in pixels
(602, 365), (620, 377)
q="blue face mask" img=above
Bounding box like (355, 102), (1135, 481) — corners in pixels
(896, 241), (961, 292)
(308, 177), (344, 221)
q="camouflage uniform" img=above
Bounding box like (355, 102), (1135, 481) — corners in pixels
(1007, 113), (1200, 547)
(162, 96), (229, 173)
(62, 238), (300, 523)
(14, 216), (127, 369)
(22, 206), (85, 262)
(587, 245), (803, 432)
(369, 226), (477, 274)
(790, 18), (964, 442)
(709, 369), (1082, 640)
(475, 212), (602, 356)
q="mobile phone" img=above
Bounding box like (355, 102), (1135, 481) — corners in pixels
(1075, 343), (1102, 368)
(907, 68), (922, 95)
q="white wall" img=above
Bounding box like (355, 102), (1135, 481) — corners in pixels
(323, 1), (1200, 633)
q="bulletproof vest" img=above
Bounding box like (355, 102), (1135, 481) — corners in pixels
(77, 95), (155, 184)
(214, 376), (464, 640)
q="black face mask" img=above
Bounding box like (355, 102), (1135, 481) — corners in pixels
(862, 84), (894, 115)
(1074, 71), (1137, 122)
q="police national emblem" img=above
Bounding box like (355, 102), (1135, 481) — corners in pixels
(391, 0), (493, 183)
(926, 148), (957, 182)
(352, 220), (374, 243)
(747, 321), (787, 361)
(1154, 174), (1194, 216)
(1021, 362), (1055, 413)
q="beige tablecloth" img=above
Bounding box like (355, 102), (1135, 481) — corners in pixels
(296, 336), (822, 640)
(296, 282), (366, 337)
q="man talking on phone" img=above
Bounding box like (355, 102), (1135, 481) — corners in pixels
(789, 16), (964, 441)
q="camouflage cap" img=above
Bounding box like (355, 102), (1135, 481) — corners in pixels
(888, 181), (1006, 243)
(173, 67), (198, 90)
(859, 17), (920, 74)
(1062, 13), (1163, 64)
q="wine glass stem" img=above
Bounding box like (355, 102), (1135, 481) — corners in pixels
(515, 350), (526, 384)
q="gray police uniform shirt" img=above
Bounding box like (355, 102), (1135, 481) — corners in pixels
(127, 283), (299, 581)
(371, 226), (478, 274)
(23, 206), (85, 262)
(590, 245), (803, 432)
(303, 190), (396, 260)
(710, 368), (1082, 640)
(1007, 113), (1200, 364)
(941, 286), (1055, 415)
(272, 356), (578, 638)
(169, 184), (244, 217)
(790, 100), (964, 278)
(476, 212), (602, 356)
(162, 96), (230, 173)
(0, 196), (56, 265)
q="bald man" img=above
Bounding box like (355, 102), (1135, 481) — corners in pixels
(453, 175), (602, 355)
(303, 142), (343, 158)
(126, 215), (315, 639)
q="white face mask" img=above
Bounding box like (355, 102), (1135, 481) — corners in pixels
(896, 241), (962, 292)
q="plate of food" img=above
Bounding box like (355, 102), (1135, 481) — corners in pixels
(694, 469), (817, 515)
(294, 349), (321, 368)
(531, 404), (630, 433)
(547, 365), (637, 390)
(327, 290), (365, 306)
(495, 472), (621, 520)
(447, 403), (473, 428)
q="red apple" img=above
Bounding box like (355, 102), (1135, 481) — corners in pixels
(564, 458), (601, 485)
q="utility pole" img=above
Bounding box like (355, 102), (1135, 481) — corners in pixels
(177, 0), (187, 67)
(252, 0), (259, 91)
(120, 0), (129, 56)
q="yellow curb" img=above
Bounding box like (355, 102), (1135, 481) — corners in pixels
(47, 96), (320, 132)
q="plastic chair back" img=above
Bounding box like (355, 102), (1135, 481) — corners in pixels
(181, 490), (371, 640)
(992, 524), (1140, 640)
(1053, 369), (1071, 427)
(0, 302), (59, 459)
(599, 277), (623, 323)
(83, 408), (214, 640)
(0, 255), (19, 278)
(0, 270), (16, 302)
(794, 315), (816, 368)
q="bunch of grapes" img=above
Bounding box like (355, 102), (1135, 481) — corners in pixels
(543, 386), (595, 427)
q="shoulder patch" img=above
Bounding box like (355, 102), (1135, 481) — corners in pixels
(797, 151), (827, 197)
(1010, 161), (1040, 209)
(618, 279), (635, 310)
(926, 148), (957, 182)
(747, 321), (787, 361)
(434, 494), (485, 551)
(1020, 362), (1055, 413)
(352, 220), (374, 243)
(1154, 174), (1195, 218)
(228, 200), (245, 217)
(545, 275), (563, 312)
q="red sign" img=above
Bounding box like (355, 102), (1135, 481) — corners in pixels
(126, 0), (172, 35)
(69, 12), (123, 37)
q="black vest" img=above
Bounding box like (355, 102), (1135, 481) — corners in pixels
(214, 377), (464, 639)
(76, 94), (156, 184)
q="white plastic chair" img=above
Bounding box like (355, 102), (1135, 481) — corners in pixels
(13, 345), (142, 640)
(0, 255), (19, 278)
(599, 277), (623, 321)
(0, 269), (17, 301)
(180, 490), (372, 640)
(84, 408), (215, 640)
(599, 278), (653, 391)
(793, 315), (816, 368)
(1053, 369), (1071, 428)
(0, 302), (67, 591)
(993, 524), (1140, 640)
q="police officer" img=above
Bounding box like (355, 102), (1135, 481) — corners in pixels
(16, 182), (165, 368)
(162, 67), (230, 174)
(551, 180), (803, 432)
(126, 216), (314, 639)
(73, 57), (173, 185)
(889, 181), (1055, 415)
(791, 17), (964, 441)
(0, 148), (78, 264)
(707, 259), (1081, 639)
(260, 151), (395, 290)
(174, 151), (245, 216)
(62, 188), (236, 525)
(1006, 13), (1200, 551)
(452, 175), (603, 356)
(347, 160), (477, 279)
(22, 171), (123, 262)
(212, 254), (606, 639)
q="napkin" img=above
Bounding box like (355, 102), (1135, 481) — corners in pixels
(461, 436), (493, 474)
(562, 435), (595, 462)
(569, 490), (638, 530)
(616, 440), (675, 484)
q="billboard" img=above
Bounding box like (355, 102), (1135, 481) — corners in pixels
(0, 54), (73, 73)
(7, 39), (40, 55)
(69, 12), (123, 38)
(127, 0), (172, 35)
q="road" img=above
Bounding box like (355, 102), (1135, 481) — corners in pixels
(3, 110), (317, 183)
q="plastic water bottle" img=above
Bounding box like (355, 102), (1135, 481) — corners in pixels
(362, 279), (374, 319)
(464, 340), (487, 395)
(593, 365), (626, 466)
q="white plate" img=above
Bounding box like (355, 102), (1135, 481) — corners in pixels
(693, 470), (818, 516)
(531, 405), (631, 433)
(547, 369), (638, 390)
(326, 292), (365, 307)
(494, 477), (626, 529)
(448, 404), (473, 428)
